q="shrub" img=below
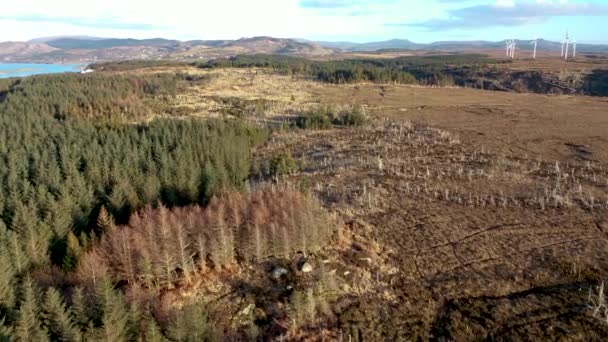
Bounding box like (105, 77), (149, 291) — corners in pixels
(270, 151), (298, 177)
(296, 109), (333, 130)
(334, 105), (367, 127)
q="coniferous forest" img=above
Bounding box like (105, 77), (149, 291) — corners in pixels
(198, 53), (504, 86)
(0, 72), (336, 340)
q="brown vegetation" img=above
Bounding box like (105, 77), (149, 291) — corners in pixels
(78, 190), (335, 290)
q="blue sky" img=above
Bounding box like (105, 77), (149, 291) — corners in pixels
(1, 0), (607, 43)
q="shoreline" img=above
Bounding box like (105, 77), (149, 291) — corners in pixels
(0, 62), (84, 79)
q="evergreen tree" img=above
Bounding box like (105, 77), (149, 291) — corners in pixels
(166, 302), (211, 342)
(141, 312), (166, 342)
(0, 225), (16, 311)
(96, 206), (115, 234)
(69, 287), (91, 330)
(14, 278), (48, 342)
(62, 231), (81, 272)
(7, 231), (29, 275)
(11, 203), (50, 267)
(94, 280), (135, 342)
(41, 288), (81, 342)
(0, 253), (15, 313)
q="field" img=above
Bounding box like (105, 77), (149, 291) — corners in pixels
(157, 63), (608, 162)
(122, 57), (608, 339)
(1, 53), (608, 340)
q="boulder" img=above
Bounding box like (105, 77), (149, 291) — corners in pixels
(300, 262), (313, 273)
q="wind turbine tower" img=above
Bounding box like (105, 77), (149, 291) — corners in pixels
(572, 37), (577, 58)
(530, 38), (538, 59)
(510, 40), (516, 59)
(564, 31), (570, 60)
(505, 40), (512, 58)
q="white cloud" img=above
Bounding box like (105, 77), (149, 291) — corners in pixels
(1, 0), (421, 41)
(403, 0), (608, 30)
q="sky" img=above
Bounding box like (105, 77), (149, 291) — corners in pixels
(1, 0), (607, 44)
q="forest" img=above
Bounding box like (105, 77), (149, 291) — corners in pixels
(89, 60), (189, 72)
(0, 71), (338, 340)
(199, 53), (503, 86)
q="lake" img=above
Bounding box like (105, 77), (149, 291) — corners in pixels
(0, 63), (84, 78)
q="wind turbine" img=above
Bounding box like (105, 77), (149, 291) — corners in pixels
(530, 38), (538, 59)
(564, 31), (570, 60)
(505, 40), (512, 58)
(510, 40), (516, 59)
(572, 37), (577, 58)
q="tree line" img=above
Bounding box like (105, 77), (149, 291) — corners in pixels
(198, 53), (503, 86)
(0, 72), (202, 123)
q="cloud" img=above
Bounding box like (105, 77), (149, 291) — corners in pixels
(300, 0), (397, 10)
(394, 0), (608, 30)
(299, 0), (360, 8)
(0, 14), (160, 30)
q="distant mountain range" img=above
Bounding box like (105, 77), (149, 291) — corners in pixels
(307, 38), (608, 53)
(0, 36), (337, 63)
(1, 36), (608, 64)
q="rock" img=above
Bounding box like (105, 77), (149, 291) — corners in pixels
(271, 267), (289, 279)
(300, 262), (313, 273)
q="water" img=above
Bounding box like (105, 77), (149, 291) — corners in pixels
(0, 63), (84, 79)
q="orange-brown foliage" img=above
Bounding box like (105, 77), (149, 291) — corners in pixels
(78, 190), (334, 290)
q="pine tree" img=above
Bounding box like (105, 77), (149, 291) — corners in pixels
(95, 280), (135, 342)
(166, 302), (211, 342)
(97, 205), (115, 233)
(41, 288), (81, 342)
(14, 278), (49, 342)
(62, 231), (81, 272)
(12, 203), (50, 267)
(70, 287), (91, 330)
(45, 199), (73, 240)
(0, 226), (16, 311)
(8, 230), (29, 275)
(142, 312), (166, 342)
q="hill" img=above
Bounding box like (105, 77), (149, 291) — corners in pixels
(3, 36), (608, 64)
(45, 37), (181, 49)
(0, 36), (337, 63)
(0, 42), (58, 61)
